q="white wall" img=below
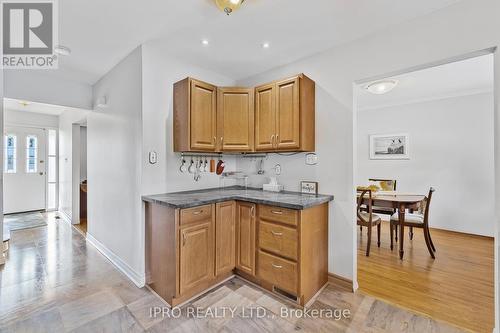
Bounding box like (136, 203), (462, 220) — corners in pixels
(4, 110), (59, 128)
(4, 70), (92, 110)
(234, 0), (500, 284)
(141, 41), (236, 195)
(59, 109), (89, 220)
(357, 93), (495, 236)
(88, 47), (144, 283)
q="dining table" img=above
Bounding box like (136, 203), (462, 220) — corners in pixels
(358, 191), (427, 259)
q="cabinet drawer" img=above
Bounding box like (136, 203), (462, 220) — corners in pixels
(259, 205), (298, 226)
(258, 250), (297, 294)
(259, 221), (297, 260)
(180, 204), (212, 225)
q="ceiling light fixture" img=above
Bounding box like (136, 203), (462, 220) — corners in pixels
(365, 80), (398, 95)
(215, 0), (245, 15)
(18, 100), (30, 107)
(262, 42), (270, 49)
(54, 45), (71, 56)
(201, 39), (209, 46)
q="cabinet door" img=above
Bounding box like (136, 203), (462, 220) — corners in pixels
(255, 83), (276, 151)
(215, 201), (236, 276)
(190, 79), (217, 151)
(217, 88), (254, 152)
(235, 202), (256, 276)
(179, 221), (214, 294)
(276, 77), (300, 150)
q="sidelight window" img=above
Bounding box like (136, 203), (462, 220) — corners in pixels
(4, 134), (17, 173)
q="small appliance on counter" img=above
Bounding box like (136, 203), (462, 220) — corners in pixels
(263, 177), (284, 192)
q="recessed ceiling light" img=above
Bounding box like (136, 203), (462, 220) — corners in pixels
(54, 45), (71, 56)
(18, 100), (30, 106)
(365, 80), (398, 95)
(262, 42), (270, 49)
(201, 39), (209, 46)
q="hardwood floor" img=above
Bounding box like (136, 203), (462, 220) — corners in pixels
(73, 218), (87, 235)
(0, 212), (465, 332)
(358, 221), (494, 333)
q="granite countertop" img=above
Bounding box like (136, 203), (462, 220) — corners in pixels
(142, 186), (334, 210)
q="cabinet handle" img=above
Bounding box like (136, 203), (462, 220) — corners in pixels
(182, 232), (186, 246)
(213, 136), (216, 145)
(271, 231), (283, 236)
(271, 210), (283, 215)
(192, 210), (203, 215)
(272, 263), (283, 269)
(276, 134), (279, 146)
(251, 205), (255, 217)
(271, 134), (275, 147)
(220, 137), (223, 144)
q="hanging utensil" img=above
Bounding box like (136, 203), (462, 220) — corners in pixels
(188, 158), (195, 174)
(179, 157), (187, 173)
(216, 159), (225, 175)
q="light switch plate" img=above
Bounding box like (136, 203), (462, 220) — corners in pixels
(149, 151), (158, 164)
(305, 153), (318, 165)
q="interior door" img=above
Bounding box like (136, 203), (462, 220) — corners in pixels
(276, 77), (300, 150)
(255, 83), (276, 151)
(3, 126), (47, 214)
(190, 79), (217, 151)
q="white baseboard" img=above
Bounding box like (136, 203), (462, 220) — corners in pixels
(86, 233), (145, 288)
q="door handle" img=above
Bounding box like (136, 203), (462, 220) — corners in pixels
(271, 231), (283, 236)
(39, 172), (44, 176)
(271, 263), (283, 269)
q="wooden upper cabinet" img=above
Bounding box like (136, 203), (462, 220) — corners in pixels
(217, 88), (254, 152)
(276, 77), (300, 150)
(255, 83), (276, 151)
(173, 74), (314, 153)
(215, 201), (236, 276)
(254, 74), (315, 152)
(174, 78), (217, 152)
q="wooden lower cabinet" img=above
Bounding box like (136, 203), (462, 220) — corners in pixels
(145, 200), (328, 307)
(179, 221), (214, 294)
(235, 202), (256, 276)
(215, 201), (236, 276)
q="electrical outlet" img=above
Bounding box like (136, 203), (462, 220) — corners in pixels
(275, 164), (281, 175)
(149, 151), (158, 164)
(305, 153), (318, 165)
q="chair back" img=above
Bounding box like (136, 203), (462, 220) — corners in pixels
(357, 189), (373, 224)
(422, 187), (435, 226)
(369, 178), (397, 191)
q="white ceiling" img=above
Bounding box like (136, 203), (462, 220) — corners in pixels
(357, 54), (494, 110)
(54, 0), (463, 84)
(4, 98), (71, 116)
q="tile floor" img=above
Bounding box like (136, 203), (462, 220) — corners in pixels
(0, 212), (465, 332)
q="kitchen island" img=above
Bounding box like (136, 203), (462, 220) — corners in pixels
(143, 186), (333, 307)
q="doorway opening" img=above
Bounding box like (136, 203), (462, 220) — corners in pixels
(353, 53), (495, 332)
(72, 121), (87, 235)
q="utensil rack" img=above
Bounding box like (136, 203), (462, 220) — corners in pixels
(179, 152), (268, 159)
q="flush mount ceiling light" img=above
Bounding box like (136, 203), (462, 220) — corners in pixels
(201, 39), (209, 46)
(18, 100), (30, 106)
(262, 42), (270, 49)
(365, 80), (398, 95)
(54, 45), (71, 56)
(215, 0), (245, 15)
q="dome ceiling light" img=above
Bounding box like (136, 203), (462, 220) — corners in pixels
(365, 79), (398, 95)
(215, 0), (245, 15)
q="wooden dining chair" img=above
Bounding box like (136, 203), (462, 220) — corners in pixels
(360, 178), (397, 232)
(390, 187), (436, 258)
(357, 189), (382, 256)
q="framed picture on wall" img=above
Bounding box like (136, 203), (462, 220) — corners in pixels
(301, 181), (318, 194)
(369, 133), (410, 160)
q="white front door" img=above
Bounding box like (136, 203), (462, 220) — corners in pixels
(3, 126), (47, 214)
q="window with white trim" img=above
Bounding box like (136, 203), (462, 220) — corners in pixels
(4, 134), (17, 173)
